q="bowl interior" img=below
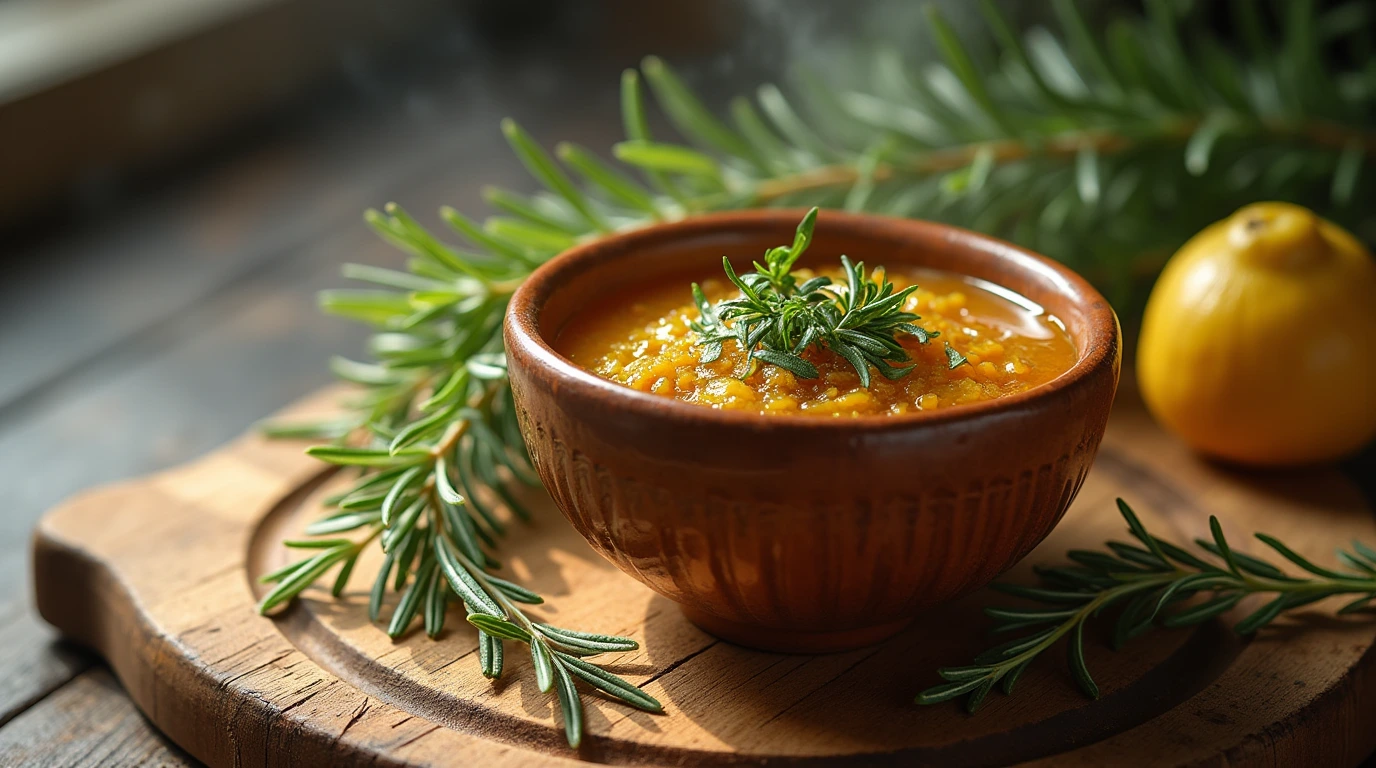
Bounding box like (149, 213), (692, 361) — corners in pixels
(532, 211), (1106, 370)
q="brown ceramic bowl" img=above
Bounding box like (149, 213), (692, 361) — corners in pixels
(504, 210), (1121, 653)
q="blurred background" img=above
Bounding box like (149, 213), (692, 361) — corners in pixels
(0, 0), (1063, 598)
(1, 0), (1374, 764)
(0, 2), (974, 762)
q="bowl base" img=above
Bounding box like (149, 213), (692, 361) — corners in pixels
(680, 606), (911, 654)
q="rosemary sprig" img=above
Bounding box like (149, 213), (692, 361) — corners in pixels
(689, 207), (962, 385)
(260, 0), (1376, 746)
(917, 499), (1376, 713)
(260, 352), (661, 747)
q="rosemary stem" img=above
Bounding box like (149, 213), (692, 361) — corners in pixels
(422, 481), (529, 629)
(427, 380), (505, 460)
(431, 419), (471, 458)
(481, 566), (533, 630)
(356, 522), (386, 552)
(1239, 575), (1376, 593)
(747, 117), (1376, 204)
(489, 277), (526, 295)
(986, 569), (1376, 684)
(993, 574), (1179, 676)
(748, 126), (1156, 202)
(442, 504), (536, 630)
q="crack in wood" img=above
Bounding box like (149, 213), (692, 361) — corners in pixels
(335, 698), (371, 745)
(639, 640), (719, 689)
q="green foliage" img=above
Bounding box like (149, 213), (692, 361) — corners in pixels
(259, 292), (658, 747)
(689, 207), (963, 385)
(916, 499), (1376, 713)
(262, 1), (1376, 744)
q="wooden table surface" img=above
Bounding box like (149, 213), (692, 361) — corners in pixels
(0, 43), (649, 765)
(4, 40), (1376, 768)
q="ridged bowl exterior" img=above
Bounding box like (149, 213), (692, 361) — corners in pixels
(504, 210), (1120, 652)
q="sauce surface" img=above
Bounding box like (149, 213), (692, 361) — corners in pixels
(555, 265), (1077, 417)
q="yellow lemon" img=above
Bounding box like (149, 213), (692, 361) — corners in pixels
(1138, 202), (1376, 466)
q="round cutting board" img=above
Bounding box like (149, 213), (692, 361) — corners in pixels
(31, 389), (1376, 767)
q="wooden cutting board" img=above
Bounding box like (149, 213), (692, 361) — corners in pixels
(31, 389), (1376, 767)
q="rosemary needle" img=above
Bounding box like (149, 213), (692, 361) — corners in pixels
(917, 499), (1376, 713)
(689, 208), (964, 386)
(257, 0), (1376, 743)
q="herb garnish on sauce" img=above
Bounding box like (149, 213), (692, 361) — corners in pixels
(690, 208), (967, 386)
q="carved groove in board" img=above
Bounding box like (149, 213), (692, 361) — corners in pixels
(30, 389), (1376, 768)
(248, 443), (1254, 765)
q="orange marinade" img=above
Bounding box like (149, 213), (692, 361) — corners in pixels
(555, 266), (1077, 417)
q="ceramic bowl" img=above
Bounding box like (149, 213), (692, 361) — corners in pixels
(504, 210), (1121, 653)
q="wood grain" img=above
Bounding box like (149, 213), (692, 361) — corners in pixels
(0, 53), (627, 765)
(0, 600), (93, 728)
(0, 56), (626, 592)
(30, 389), (1376, 766)
(0, 667), (195, 768)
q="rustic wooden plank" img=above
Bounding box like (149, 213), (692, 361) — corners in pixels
(0, 47), (636, 417)
(0, 170), (469, 591)
(0, 56), (625, 767)
(0, 600), (93, 728)
(0, 73), (502, 414)
(0, 15), (752, 764)
(0, 232), (355, 593)
(0, 77), (626, 593)
(4, 16), (1369, 763)
(0, 666), (197, 767)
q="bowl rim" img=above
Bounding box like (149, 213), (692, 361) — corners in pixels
(505, 208), (1119, 433)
